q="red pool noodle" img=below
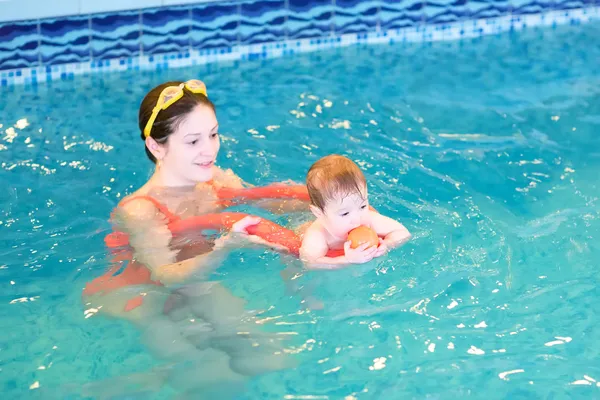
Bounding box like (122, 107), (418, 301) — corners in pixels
(103, 184), (374, 257)
(103, 184), (312, 253)
(169, 213), (355, 259)
(92, 185), (347, 307)
(216, 184), (311, 203)
(104, 211), (343, 258)
(169, 212), (304, 256)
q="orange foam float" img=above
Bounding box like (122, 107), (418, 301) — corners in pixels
(103, 184), (313, 256)
(348, 225), (379, 249)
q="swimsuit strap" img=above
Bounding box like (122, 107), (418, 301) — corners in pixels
(119, 195), (181, 224)
(118, 180), (223, 225)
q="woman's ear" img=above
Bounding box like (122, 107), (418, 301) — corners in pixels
(145, 136), (166, 161)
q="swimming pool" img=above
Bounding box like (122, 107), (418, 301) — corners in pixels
(1, 20), (600, 398)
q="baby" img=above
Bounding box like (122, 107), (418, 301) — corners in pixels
(299, 155), (411, 269)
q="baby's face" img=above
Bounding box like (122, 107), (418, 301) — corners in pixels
(321, 190), (370, 238)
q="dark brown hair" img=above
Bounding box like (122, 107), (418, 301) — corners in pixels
(306, 154), (367, 210)
(138, 80), (215, 163)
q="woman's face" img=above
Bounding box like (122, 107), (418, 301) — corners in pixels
(158, 104), (221, 185)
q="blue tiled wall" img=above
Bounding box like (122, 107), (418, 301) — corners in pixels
(39, 16), (91, 65)
(241, 0), (287, 44)
(142, 6), (191, 55)
(287, 0), (334, 39)
(190, 2), (240, 49)
(0, 20), (40, 70)
(334, 0), (379, 35)
(0, 0), (596, 71)
(379, 0), (423, 31)
(91, 11), (142, 60)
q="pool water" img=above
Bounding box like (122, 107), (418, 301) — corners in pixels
(2, 21), (600, 399)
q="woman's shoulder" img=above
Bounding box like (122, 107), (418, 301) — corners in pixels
(212, 165), (245, 189)
(115, 186), (162, 221)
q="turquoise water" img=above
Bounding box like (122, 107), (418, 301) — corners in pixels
(1, 21), (600, 399)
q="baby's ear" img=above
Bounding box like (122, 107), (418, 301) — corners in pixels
(309, 204), (324, 219)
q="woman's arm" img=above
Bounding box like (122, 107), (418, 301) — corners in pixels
(114, 199), (229, 286)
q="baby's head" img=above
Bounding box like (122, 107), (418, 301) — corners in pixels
(306, 155), (369, 238)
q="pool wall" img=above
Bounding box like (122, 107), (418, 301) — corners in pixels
(0, 0), (597, 86)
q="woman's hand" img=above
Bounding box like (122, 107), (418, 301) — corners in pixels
(233, 216), (289, 251)
(231, 216), (262, 233)
(214, 216), (288, 252)
(214, 216), (260, 249)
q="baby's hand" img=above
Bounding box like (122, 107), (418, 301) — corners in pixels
(374, 238), (388, 258)
(343, 240), (378, 264)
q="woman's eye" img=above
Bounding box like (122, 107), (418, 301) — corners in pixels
(341, 212), (349, 217)
(188, 140), (198, 145)
(360, 205), (367, 209)
(211, 133), (219, 138)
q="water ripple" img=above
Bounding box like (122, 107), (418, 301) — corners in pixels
(1, 21), (600, 400)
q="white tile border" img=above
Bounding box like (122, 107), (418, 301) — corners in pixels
(1, 6), (598, 87)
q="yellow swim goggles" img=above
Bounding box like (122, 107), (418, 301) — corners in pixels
(143, 79), (208, 138)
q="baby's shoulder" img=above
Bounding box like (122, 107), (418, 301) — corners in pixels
(301, 220), (328, 242)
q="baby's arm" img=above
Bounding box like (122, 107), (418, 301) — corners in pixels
(300, 225), (377, 269)
(369, 211), (412, 253)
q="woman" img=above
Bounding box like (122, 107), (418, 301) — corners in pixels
(116, 79), (301, 285)
(83, 79), (304, 397)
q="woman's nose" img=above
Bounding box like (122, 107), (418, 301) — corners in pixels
(198, 143), (216, 156)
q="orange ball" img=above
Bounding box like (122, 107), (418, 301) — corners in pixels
(348, 226), (379, 249)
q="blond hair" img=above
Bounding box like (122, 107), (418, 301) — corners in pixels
(306, 155), (366, 210)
